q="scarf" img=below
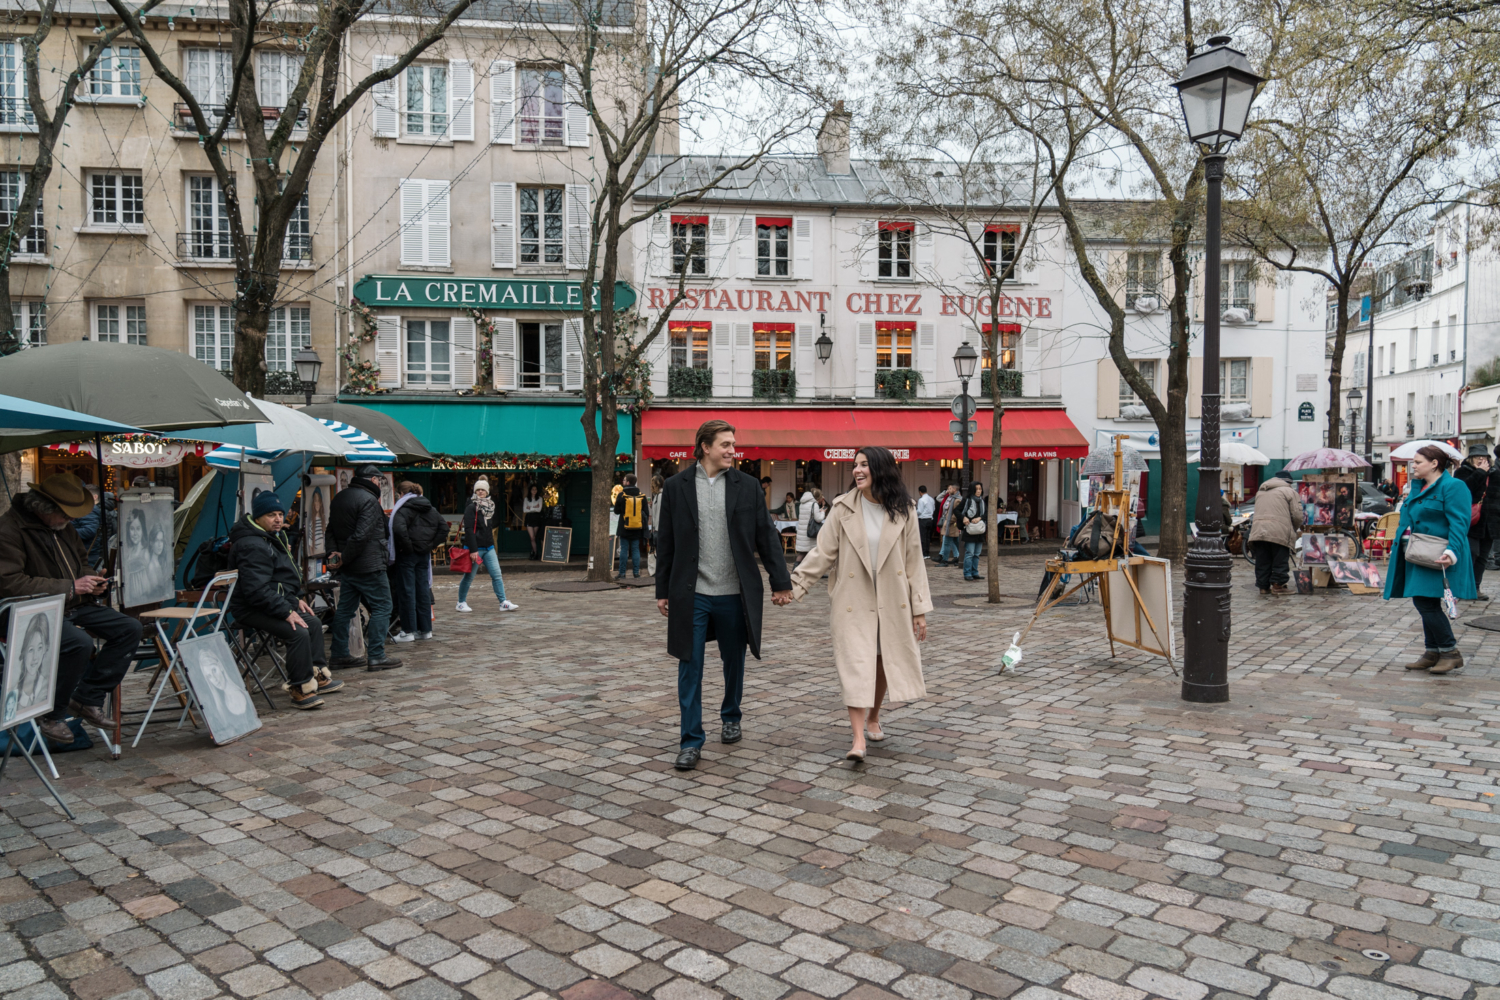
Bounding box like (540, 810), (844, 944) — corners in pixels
(473, 493), (496, 520)
(387, 492), (415, 563)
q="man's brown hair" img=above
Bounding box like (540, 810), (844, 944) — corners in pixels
(694, 419), (736, 460)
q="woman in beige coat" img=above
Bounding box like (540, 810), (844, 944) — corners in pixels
(789, 446), (933, 761)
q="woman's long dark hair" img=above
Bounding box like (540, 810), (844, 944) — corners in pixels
(857, 446), (912, 521)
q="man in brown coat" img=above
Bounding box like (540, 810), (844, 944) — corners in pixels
(1247, 477), (1304, 595)
(0, 474), (143, 743)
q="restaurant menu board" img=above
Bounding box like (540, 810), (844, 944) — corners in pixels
(1296, 473), (1356, 529)
(541, 526), (572, 564)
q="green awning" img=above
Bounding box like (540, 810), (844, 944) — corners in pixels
(343, 398), (633, 459)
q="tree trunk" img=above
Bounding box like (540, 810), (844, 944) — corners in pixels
(1327, 289), (1350, 450)
(0, 450), (21, 504)
(984, 327), (1003, 603)
(0, 273), (15, 355)
(584, 407), (620, 582)
(233, 308), (270, 398)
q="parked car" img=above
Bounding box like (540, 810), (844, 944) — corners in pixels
(1358, 482), (1392, 515)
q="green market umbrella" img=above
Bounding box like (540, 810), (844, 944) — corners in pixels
(300, 402), (432, 464)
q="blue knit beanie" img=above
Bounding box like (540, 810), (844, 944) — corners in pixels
(251, 491), (286, 519)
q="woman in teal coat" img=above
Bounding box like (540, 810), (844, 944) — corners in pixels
(1384, 445), (1476, 674)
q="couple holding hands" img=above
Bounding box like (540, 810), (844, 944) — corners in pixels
(655, 419), (932, 770)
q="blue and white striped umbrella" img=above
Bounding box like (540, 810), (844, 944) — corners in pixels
(313, 418), (397, 464)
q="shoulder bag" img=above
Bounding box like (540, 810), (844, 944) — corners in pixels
(448, 508), (474, 574)
(964, 499), (986, 535)
(1403, 532), (1449, 569)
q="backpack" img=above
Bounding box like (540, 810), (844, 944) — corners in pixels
(1070, 512), (1121, 561)
(622, 494), (644, 530)
(186, 535), (233, 589)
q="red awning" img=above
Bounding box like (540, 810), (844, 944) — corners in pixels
(642, 407), (1090, 461)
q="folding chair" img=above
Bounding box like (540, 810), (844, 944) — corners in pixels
(227, 621), (287, 711)
(132, 571), (237, 746)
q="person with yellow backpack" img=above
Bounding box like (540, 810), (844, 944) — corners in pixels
(613, 473), (650, 579)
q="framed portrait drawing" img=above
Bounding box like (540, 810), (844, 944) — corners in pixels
(178, 633), (261, 745)
(118, 489), (177, 608)
(303, 475), (334, 561)
(1, 594), (65, 729)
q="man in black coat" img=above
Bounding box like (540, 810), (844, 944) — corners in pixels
(228, 492), (342, 709)
(326, 465), (402, 671)
(655, 419), (792, 771)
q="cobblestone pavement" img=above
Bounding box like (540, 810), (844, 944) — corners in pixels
(1, 555), (1499, 1000)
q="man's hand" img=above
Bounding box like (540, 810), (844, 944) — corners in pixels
(73, 576), (106, 595)
(657, 598), (669, 617)
(287, 610), (308, 629)
(772, 590), (793, 606)
(912, 614), (928, 641)
(297, 599), (315, 616)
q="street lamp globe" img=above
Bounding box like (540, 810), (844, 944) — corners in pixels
(815, 332), (833, 363)
(1171, 35), (1265, 151)
(953, 341), (979, 380)
(1346, 385), (1363, 407)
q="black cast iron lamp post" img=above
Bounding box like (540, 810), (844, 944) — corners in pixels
(953, 340), (979, 490)
(294, 348), (323, 406)
(1346, 387), (1363, 452)
(1173, 35), (1264, 704)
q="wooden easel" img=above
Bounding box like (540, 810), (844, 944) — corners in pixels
(1019, 436), (1177, 673)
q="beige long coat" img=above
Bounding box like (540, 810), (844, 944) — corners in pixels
(789, 490), (934, 707)
(1248, 477), (1304, 550)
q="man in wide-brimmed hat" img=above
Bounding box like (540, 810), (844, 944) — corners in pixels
(0, 473), (142, 745)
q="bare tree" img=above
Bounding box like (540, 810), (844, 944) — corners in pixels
(102, 0), (490, 397)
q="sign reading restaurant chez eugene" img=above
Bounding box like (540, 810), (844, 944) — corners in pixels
(644, 286), (1052, 318)
(353, 276), (638, 311)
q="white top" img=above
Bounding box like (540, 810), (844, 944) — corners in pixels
(523, 498), (543, 513)
(861, 495), (885, 574)
(916, 493), (935, 519)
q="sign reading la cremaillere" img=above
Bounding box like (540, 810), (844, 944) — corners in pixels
(354, 276), (637, 311)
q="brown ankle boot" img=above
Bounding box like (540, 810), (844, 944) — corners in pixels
(1269, 584), (1291, 595)
(1405, 650), (1440, 671)
(1430, 650), (1464, 674)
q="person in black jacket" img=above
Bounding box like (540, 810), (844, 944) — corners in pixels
(456, 476), (518, 613)
(326, 465), (402, 671)
(390, 482), (447, 639)
(228, 492), (341, 709)
(1458, 445), (1493, 597)
(613, 473), (649, 580)
(655, 420), (792, 771)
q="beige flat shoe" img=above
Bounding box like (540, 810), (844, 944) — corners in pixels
(865, 727), (886, 742)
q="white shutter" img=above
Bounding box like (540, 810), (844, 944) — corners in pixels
(451, 315), (476, 386)
(794, 217), (812, 280)
(493, 317), (517, 390)
(489, 60), (515, 144)
(918, 323), (937, 398)
(713, 322), (731, 393)
(563, 318), (584, 390)
(448, 59), (474, 141)
(915, 222), (934, 273)
(648, 215), (669, 278)
(858, 220), (875, 280)
(795, 322), (814, 398)
(426, 181), (450, 266)
(564, 65), (589, 147)
(372, 55), (397, 138)
(376, 315), (402, 388)
(856, 320), (875, 398)
(399, 179), (425, 265)
(733, 322), (752, 397)
(565, 183), (590, 270)
(709, 216), (731, 277)
(737, 217), (754, 278)
(491, 182), (516, 268)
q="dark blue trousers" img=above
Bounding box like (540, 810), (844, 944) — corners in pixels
(678, 593), (747, 749)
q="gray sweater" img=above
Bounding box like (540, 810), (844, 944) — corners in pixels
(695, 464), (739, 595)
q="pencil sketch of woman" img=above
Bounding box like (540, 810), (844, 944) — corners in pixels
(6, 613), (53, 724)
(195, 644), (248, 722)
(148, 524), (173, 595)
(305, 488), (326, 558)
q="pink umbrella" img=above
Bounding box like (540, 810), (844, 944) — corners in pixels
(1282, 448), (1371, 471)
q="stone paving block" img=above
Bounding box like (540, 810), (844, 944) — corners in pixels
(142, 963), (219, 1000)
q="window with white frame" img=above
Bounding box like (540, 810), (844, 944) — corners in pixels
(672, 216), (707, 276)
(669, 322), (709, 369)
(1220, 261), (1253, 318)
(518, 66), (564, 144)
(1374, 399), (1382, 437)
(877, 222), (912, 279)
(89, 45), (141, 98)
(0, 173), (44, 255)
(193, 305), (233, 370)
(1449, 315), (1458, 361)
(0, 41), (32, 127)
(91, 173), (144, 227)
(518, 187), (563, 265)
(755, 323), (793, 371)
(1221, 358), (1249, 404)
(1120, 359), (1158, 406)
(257, 50), (304, 111)
(187, 175), (233, 259)
(94, 303), (146, 344)
(756, 217), (791, 277)
(1126, 252), (1159, 307)
(398, 179), (449, 266)
(875, 322), (913, 369)
(184, 48), (232, 116)
(520, 322), (562, 388)
(284, 189), (311, 261)
(266, 306), (310, 370)
(983, 226), (1017, 278)
(10, 301), (43, 346)
(404, 63), (447, 136)
(406, 319), (451, 385)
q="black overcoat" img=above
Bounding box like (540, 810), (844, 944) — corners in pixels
(655, 465), (792, 661)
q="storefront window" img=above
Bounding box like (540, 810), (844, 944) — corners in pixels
(756, 216), (790, 277)
(519, 187), (564, 265)
(878, 221), (912, 278)
(521, 322), (564, 388)
(406, 319), (451, 385)
(754, 323), (793, 370)
(670, 322), (709, 369)
(875, 322), (913, 368)
(983, 224), (1017, 276)
(672, 215), (707, 275)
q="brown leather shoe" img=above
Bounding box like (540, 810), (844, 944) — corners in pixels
(68, 700), (111, 729)
(1405, 651), (1440, 671)
(1258, 588), (1270, 595)
(1269, 584), (1291, 595)
(37, 717), (74, 745)
(1430, 650), (1464, 675)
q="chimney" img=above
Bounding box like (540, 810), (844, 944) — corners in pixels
(817, 101), (852, 175)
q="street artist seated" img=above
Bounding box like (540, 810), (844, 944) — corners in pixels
(0, 474), (142, 745)
(228, 491), (343, 710)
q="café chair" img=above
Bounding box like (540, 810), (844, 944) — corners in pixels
(132, 571), (237, 746)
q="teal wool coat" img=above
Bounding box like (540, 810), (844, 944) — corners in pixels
(1384, 472), (1477, 601)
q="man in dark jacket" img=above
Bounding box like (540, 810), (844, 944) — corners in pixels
(228, 491), (341, 709)
(70, 486), (116, 566)
(390, 483), (447, 640)
(326, 465), (401, 671)
(0, 474), (142, 744)
(655, 420), (792, 771)
(613, 473), (649, 580)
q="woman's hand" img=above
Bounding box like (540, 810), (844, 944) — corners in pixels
(912, 614), (927, 641)
(1438, 552), (1456, 567)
